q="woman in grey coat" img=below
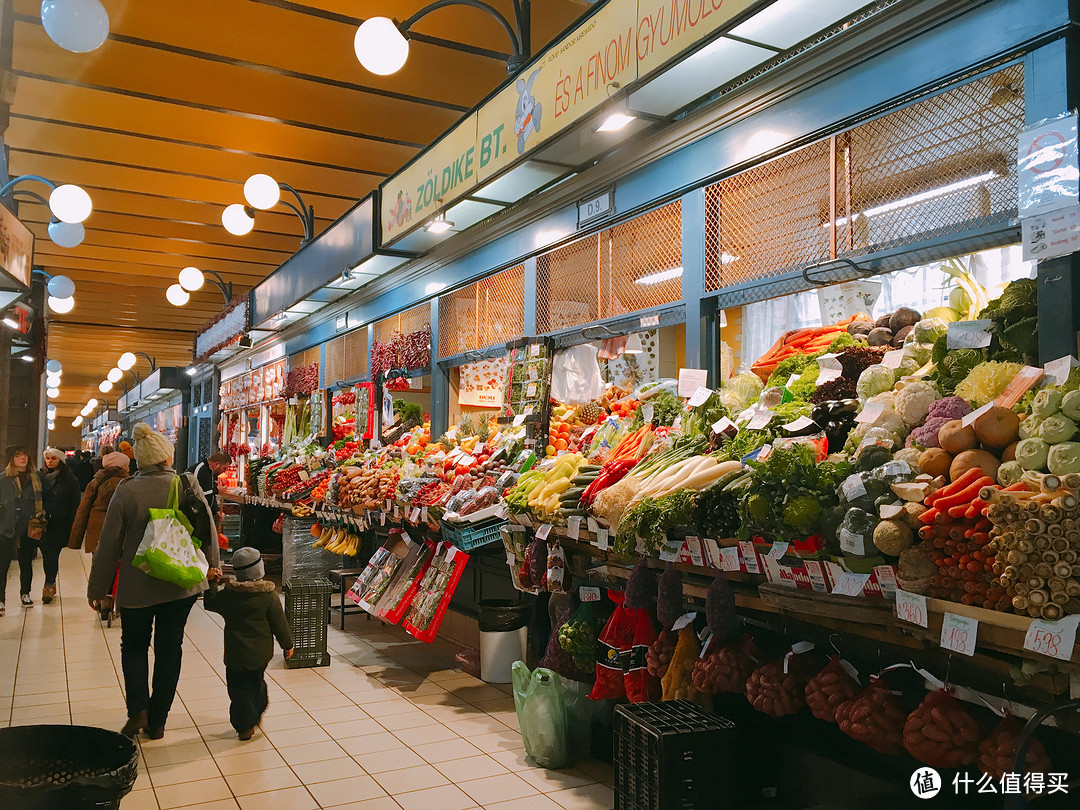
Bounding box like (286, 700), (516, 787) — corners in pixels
(88, 423), (220, 740)
(0, 446), (45, 614)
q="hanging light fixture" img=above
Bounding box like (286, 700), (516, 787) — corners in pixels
(425, 212), (454, 234)
(243, 174), (281, 210)
(221, 203), (255, 236)
(98, 379), (113, 393)
(106, 367), (123, 383)
(223, 175), (314, 245)
(47, 295), (75, 314)
(166, 284), (190, 306)
(40, 0), (110, 53)
(47, 220), (85, 248)
(178, 266), (205, 291)
(72, 416), (83, 427)
(46, 274), (75, 299)
(46, 359), (62, 374)
(624, 333), (643, 355)
(48, 184), (93, 223)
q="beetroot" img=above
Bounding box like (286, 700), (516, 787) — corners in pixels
(624, 560), (657, 609)
(656, 563), (684, 628)
(705, 572), (737, 642)
(526, 537), (547, 588)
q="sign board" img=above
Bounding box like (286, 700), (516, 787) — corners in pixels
(578, 188), (615, 228)
(1022, 203), (1080, 261)
(1018, 113), (1079, 216)
(457, 357), (510, 407)
(817, 280), (881, 325)
(0, 202), (33, 290)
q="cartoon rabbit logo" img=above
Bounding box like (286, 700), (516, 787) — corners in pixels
(514, 67), (542, 155)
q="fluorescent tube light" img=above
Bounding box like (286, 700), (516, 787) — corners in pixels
(635, 266), (683, 285)
(2, 317), (18, 329)
(864, 172), (999, 218)
(597, 112), (636, 133)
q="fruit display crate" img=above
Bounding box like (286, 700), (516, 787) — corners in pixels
(614, 700), (737, 810)
(441, 517), (508, 551)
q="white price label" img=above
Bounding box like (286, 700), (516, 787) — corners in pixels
(804, 561), (828, 593)
(816, 354), (843, 384)
(401, 531), (413, 545)
(445, 544), (458, 563)
(747, 410), (775, 430)
(567, 515), (582, 540)
(838, 527), (866, 556)
(410, 507), (421, 522)
(767, 541), (789, 559)
(393, 504), (400, 518)
(421, 507), (428, 522)
(385, 499), (392, 511)
(529, 343), (541, 357)
(782, 416), (816, 432)
(506, 551), (517, 567)
(719, 546), (740, 571)
(961, 401), (995, 428)
(1044, 355), (1079, 386)
(940, 613), (978, 656)
(513, 414), (526, 427)
(947, 319), (993, 349)
(894, 589), (927, 626)
(712, 417), (737, 435)
(678, 369), (709, 398)
(874, 565), (898, 598)
(496, 505), (509, 520)
(659, 539), (683, 562)
(738, 541), (760, 574)
(640, 314), (660, 328)
(459, 455), (475, 467)
(587, 517), (599, 534)
(447, 448), (463, 462)
(1023, 615), (1080, 661)
(880, 460), (912, 477)
(684, 536), (704, 567)
(535, 524), (552, 541)
(672, 612), (697, 631)
(379, 511), (386, 526)
(831, 572), (870, 597)
(687, 386), (712, 407)
(855, 400), (885, 424)
(579, 586), (601, 602)
(881, 349), (905, 370)
(596, 527), (609, 550)
(527, 366), (538, 381)
(841, 474), (867, 502)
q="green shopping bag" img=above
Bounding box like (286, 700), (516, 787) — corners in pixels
(132, 477), (209, 589)
(512, 661), (570, 769)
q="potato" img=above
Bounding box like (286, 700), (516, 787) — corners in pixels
(939, 420), (977, 454)
(919, 447), (952, 478)
(973, 405), (1020, 450)
(1001, 441), (1019, 462)
(950, 449), (1001, 482)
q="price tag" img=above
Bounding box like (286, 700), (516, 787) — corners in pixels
(940, 613), (978, 656)
(640, 314), (660, 328)
(678, 369), (709, 398)
(379, 511), (386, 526)
(527, 366), (538, 381)
(841, 473), (867, 502)
(785, 374), (800, 390)
(659, 539), (683, 562)
(528, 343), (541, 357)
(995, 365), (1044, 408)
(385, 499), (392, 511)
(445, 544), (458, 563)
(567, 515), (582, 540)
(401, 531), (413, 545)
(496, 505), (509, 520)
(961, 401), (994, 428)
(894, 589), (928, 627)
(1044, 355), (1079, 386)
(738, 540), (760, 574)
(459, 455), (475, 467)
(687, 386), (712, 407)
(804, 560), (828, 593)
(881, 349), (905, 370)
(672, 612), (697, 631)
(587, 517), (599, 534)
(421, 507), (428, 522)
(838, 527), (866, 556)
(526, 382), (538, 398)
(1024, 615), (1080, 661)
(873, 565), (897, 597)
(855, 400), (885, 424)
(513, 414), (526, 427)
(393, 504), (400, 518)
(746, 410), (775, 430)
(579, 585), (601, 602)
(767, 541), (789, 559)
(506, 551), (517, 567)
(947, 319), (993, 349)
(684, 536), (705, 567)
(880, 460), (911, 476)
(782, 416), (816, 432)
(535, 524), (552, 541)
(712, 417), (738, 436)
(640, 402), (654, 424)
(816, 354), (843, 384)
(596, 527), (609, 550)
(831, 572), (870, 597)
(524, 405), (535, 416)
(719, 546), (740, 571)
(410, 507), (421, 522)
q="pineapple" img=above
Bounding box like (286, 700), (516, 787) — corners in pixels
(435, 433), (453, 452)
(458, 413), (475, 436)
(476, 418), (490, 443)
(577, 401), (601, 424)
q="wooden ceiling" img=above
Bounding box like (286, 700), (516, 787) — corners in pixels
(4, 0), (589, 419)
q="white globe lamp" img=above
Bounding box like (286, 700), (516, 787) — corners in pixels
(118, 352), (136, 371)
(48, 295), (75, 314)
(107, 367), (123, 383)
(48, 220), (85, 248)
(48, 184), (92, 223)
(244, 174), (280, 210)
(354, 17), (409, 75)
(46, 274), (75, 299)
(178, 266), (204, 291)
(166, 284), (190, 306)
(98, 380), (113, 393)
(40, 0), (110, 53)
(47, 387), (60, 399)
(222, 204), (255, 236)
(45, 359), (62, 374)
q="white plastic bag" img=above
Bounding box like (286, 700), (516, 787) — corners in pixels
(551, 344), (604, 405)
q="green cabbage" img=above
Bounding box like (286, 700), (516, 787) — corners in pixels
(911, 318), (948, 345)
(718, 372), (764, 414)
(1039, 414), (1078, 444)
(1048, 442), (1080, 475)
(856, 364), (895, 401)
(1015, 438), (1050, 471)
(1031, 389), (1063, 418)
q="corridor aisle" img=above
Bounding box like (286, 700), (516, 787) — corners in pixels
(0, 550), (614, 810)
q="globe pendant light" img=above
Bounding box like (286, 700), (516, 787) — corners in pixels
(48, 184), (93, 223)
(117, 352), (136, 371)
(166, 284), (190, 306)
(48, 295), (75, 314)
(40, 0), (110, 53)
(107, 367), (123, 383)
(45, 359), (62, 374)
(244, 174), (280, 210)
(222, 203), (255, 236)
(48, 220), (85, 248)
(178, 266), (205, 292)
(354, 17), (409, 75)
(46, 274), (75, 300)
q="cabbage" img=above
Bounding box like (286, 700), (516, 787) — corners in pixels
(856, 364), (895, 401)
(1039, 414), (1078, 444)
(996, 460), (1024, 486)
(907, 342), (934, 368)
(718, 372), (764, 414)
(1048, 442), (1080, 475)
(1018, 415), (1043, 441)
(911, 318), (948, 345)
(1031, 389), (1063, 418)
(1015, 438), (1050, 471)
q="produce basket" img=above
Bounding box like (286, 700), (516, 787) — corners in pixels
(0, 725), (138, 809)
(614, 700), (736, 810)
(441, 517), (507, 551)
(284, 576), (333, 668)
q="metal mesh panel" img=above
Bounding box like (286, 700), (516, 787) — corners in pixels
(198, 416), (212, 460)
(704, 65), (1025, 293)
(438, 264), (526, 357)
(374, 303), (430, 346)
(538, 201), (683, 333)
(344, 327), (368, 380)
(324, 336), (345, 385)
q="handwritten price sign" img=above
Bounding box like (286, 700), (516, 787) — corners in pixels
(895, 589), (928, 627)
(1024, 616), (1080, 661)
(940, 613), (977, 657)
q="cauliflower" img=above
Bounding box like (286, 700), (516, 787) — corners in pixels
(856, 364), (896, 401)
(954, 361), (1024, 406)
(893, 447), (922, 471)
(895, 381), (938, 427)
(906, 415), (951, 449)
(928, 395), (972, 421)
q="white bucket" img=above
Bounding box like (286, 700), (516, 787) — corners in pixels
(479, 627), (528, 684)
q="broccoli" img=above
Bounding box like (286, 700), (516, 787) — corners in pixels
(855, 443), (892, 472)
(783, 493), (823, 534)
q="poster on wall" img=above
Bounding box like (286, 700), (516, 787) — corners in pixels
(458, 357), (510, 407)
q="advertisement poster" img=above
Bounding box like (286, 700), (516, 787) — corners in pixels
(458, 357), (510, 407)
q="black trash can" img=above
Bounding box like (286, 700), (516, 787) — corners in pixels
(0, 725), (139, 810)
(478, 599), (531, 684)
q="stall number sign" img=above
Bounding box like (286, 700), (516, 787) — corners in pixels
(578, 188), (614, 227)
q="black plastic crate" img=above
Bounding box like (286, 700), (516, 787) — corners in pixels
(614, 701), (737, 810)
(283, 577), (333, 668)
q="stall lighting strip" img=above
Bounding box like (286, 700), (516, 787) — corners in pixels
(863, 171), (1000, 217)
(635, 266), (683, 285)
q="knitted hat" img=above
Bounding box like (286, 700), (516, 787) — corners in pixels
(230, 547), (264, 581)
(102, 451), (130, 469)
(132, 422), (173, 467)
(43, 448), (66, 463)
(118, 440), (135, 459)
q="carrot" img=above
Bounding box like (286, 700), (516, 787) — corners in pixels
(933, 476), (993, 512)
(926, 468), (985, 505)
(919, 507), (939, 525)
(1003, 482), (1030, 492)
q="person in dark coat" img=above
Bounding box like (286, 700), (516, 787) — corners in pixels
(69, 452), (131, 554)
(73, 451), (94, 491)
(187, 450), (230, 518)
(205, 547), (293, 740)
(39, 448), (80, 603)
(0, 447), (45, 614)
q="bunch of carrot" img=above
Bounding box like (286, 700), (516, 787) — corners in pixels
(750, 314), (870, 381)
(915, 468), (1024, 610)
(608, 424), (654, 463)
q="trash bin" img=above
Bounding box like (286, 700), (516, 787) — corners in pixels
(0, 725), (138, 810)
(478, 599), (531, 684)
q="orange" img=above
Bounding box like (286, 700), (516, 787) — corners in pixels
(555, 438), (568, 451)
(546, 445), (556, 455)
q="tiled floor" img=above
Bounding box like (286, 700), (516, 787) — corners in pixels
(0, 550), (614, 810)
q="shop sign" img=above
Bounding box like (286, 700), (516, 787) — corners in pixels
(635, 0), (757, 75)
(0, 202), (33, 287)
(1018, 113), (1079, 217)
(1021, 203), (1080, 261)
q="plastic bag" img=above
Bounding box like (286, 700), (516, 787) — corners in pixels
(978, 712), (1052, 780)
(589, 591), (635, 700)
(551, 344), (604, 405)
(626, 605), (661, 703)
(512, 661), (570, 769)
(540, 597), (595, 684)
(902, 688), (980, 769)
(557, 602), (598, 672)
(661, 627), (708, 708)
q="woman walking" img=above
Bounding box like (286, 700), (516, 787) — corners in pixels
(88, 423), (219, 739)
(0, 447), (45, 614)
(39, 449), (80, 603)
(69, 450), (131, 554)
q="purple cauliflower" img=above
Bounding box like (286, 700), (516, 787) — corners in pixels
(906, 415), (951, 448)
(928, 396), (971, 421)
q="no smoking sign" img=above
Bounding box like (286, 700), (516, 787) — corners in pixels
(1019, 113), (1080, 216)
